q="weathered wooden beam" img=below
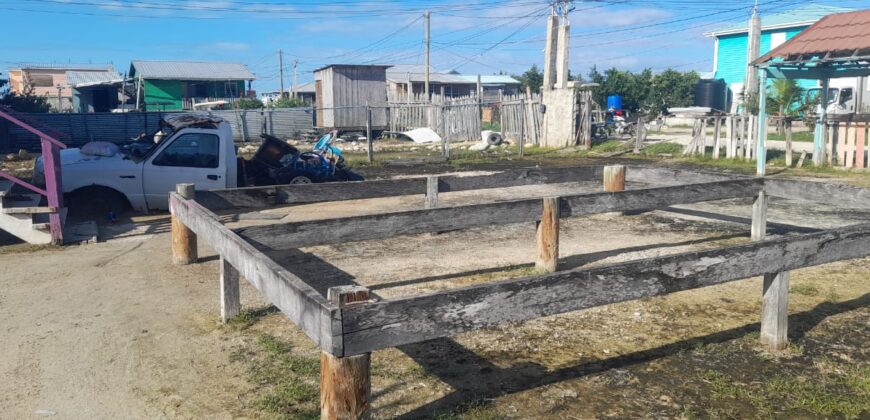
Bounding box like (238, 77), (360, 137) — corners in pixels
(236, 179), (764, 250)
(751, 190), (768, 241)
(761, 272), (790, 350)
(171, 183), (197, 265)
(425, 175), (439, 209)
(169, 193), (338, 353)
(199, 166), (604, 211)
(764, 179), (870, 210)
(603, 165), (625, 192)
(338, 222), (870, 355)
(321, 286), (372, 419)
(535, 197), (560, 272)
(220, 256), (241, 323)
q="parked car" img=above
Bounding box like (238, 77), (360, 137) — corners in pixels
(32, 114), (362, 216)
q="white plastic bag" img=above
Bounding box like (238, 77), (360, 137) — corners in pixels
(81, 141), (119, 157)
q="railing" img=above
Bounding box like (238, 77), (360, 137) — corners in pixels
(0, 107), (67, 244)
(182, 97), (242, 110)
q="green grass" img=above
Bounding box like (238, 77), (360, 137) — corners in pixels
(641, 142), (683, 156)
(225, 306), (281, 331)
(790, 284), (820, 296)
(769, 131), (815, 142)
(231, 334), (320, 419)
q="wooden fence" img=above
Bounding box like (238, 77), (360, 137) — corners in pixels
(388, 93), (481, 142)
(827, 121), (869, 169)
(683, 114), (757, 160)
(168, 165), (870, 418)
(500, 93), (543, 146)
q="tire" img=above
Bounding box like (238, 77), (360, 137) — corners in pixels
(67, 186), (130, 220)
(288, 175), (313, 185)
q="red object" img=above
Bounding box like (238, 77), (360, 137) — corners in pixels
(615, 110), (623, 116)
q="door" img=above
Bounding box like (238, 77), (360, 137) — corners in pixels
(142, 130), (226, 210)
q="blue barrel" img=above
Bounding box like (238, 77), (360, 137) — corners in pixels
(606, 95), (622, 110)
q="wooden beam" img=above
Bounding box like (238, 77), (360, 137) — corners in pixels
(171, 183), (197, 265)
(220, 256), (241, 323)
(236, 179), (764, 250)
(764, 179), (870, 210)
(761, 272), (790, 350)
(169, 193), (338, 353)
(338, 222), (870, 356)
(425, 175), (439, 209)
(198, 166), (604, 211)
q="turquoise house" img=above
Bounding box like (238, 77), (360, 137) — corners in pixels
(705, 5), (852, 112)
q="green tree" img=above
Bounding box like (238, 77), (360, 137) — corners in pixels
(646, 69), (699, 113)
(234, 97), (265, 109)
(269, 96), (306, 108)
(512, 64), (543, 94)
(0, 85), (51, 113)
(768, 79), (802, 117)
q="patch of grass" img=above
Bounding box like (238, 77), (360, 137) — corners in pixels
(231, 333), (320, 419)
(0, 243), (60, 255)
(433, 400), (501, 420)
(790, 284), (820, 296)
(641, 142), (683, 156)
(768, 131), (815, 142)
(825, 287), (841, 303)
(590, 140), (626, 153)
(225, 306), (280, 330)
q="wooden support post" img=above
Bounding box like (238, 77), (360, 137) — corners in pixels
(535, 196), (560, 273)
(603, 164), (626, 192)
(366, 106), (373, 164)
(518, 98), (526, 158)
(425, 175), (439, 209)
(171, 183), (197, 265)
(634, 117), (644, 154)
(321, 286), (372, 420)
(761, 271), (790, 350)
(752, 189), (790, 350)
(785, 120), (793, 167)
(751, 190), (767, 241)
(220, 256), (241, 323)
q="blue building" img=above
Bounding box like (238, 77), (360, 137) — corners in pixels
(705, 4), (852, 112)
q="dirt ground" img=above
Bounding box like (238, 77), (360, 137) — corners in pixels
(1, 160), (868, 419)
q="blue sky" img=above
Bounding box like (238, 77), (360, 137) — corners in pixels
(2, 0), (869, 92)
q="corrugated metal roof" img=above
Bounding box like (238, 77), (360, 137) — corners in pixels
(295, 81), (316, 93)
(706, 5), (852, 36)
(312, 64), (391, 73)
(66, 70), (123, 88)
(756, 9), (870, 63)
(386, 64), (472, 84)
(456, 75), (520, 85)
(130, 60), (255, 80)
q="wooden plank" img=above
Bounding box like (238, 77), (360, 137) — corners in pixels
(535, 197), (559, 272)
(751, 190), (767, 241)
(764, 179), (870, 210)
(199, 166), (603, 211)
(236, 179), (763, 250)
(761, 271), (790, 350)
(321, 286), (372, 418)
(857, 123), (866, 169)
(425, 175), (439, 209)
(339, 222), (870, 355)
(170, 193), (338, 353)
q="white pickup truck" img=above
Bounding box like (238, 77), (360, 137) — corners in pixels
(33, 114), (361, 216)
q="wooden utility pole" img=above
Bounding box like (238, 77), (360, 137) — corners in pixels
(292, 59), (299, 99)
(278, 48), (285, 98)
(424, 10), (431, 98)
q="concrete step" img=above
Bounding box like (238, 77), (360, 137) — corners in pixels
(1, 193), (55, 214)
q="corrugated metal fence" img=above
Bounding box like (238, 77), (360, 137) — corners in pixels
(0, 108), (315, 151)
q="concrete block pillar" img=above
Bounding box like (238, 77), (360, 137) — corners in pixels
(542, 15), (558, 91)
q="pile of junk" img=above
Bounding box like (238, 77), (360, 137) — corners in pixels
(242, 129), (364, 186)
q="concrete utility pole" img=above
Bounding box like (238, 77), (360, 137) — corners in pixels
(424, 10), (431, 98)
(278, 48), (285, 99)
(744, 2), (761, 103)
(292, 59), (299, 99)
(555, 0), (571, 89)
(542, 4), (558, 91)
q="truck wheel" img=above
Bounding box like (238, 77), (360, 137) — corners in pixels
(288, 175), (312, 185)
(68, 186), (130, 220)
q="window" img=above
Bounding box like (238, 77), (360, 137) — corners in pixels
(152, 133), (219, 168)
(839, 88), (853, 106)
(29, 74), (54, 87)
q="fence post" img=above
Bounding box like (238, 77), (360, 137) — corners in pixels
(220, 256), (241, 322)
(751, 190), (767, 241)
(785, 119), (793, 167)
(171, 183), (198, 265)
(751, 189), (790, 350)
(712, 116), (721, 159)
(519, 98), (526, 158)
(634, 117), (644, 154)
(321, 286), (372, 420)
(366, 105), (373, 164)
(603, 164), (626, 193)
(425, 175), (439, 209)
(535, 196), (560, 273)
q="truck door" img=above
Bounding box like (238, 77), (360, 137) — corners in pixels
(141, 129), (226, 210)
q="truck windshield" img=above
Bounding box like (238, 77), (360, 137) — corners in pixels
(122, 126), (175, 162)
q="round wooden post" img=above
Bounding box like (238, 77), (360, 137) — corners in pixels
(603, 165), (626, 193)
(321, 286), (372, 420)
(171, 183), (197, 265)
(535, 196), (560, 273)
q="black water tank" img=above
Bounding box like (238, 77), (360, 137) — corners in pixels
(694, 79), (727, 111)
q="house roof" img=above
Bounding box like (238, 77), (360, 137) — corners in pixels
(755, 9), (870, 64)
(130, 60), (255, 81)
(705, 5), (852, 37)
(312, 64), (391, 73)
(386, 64), (473, 84)
(66, 70), (123, 88)
(295, 81), (316, 93)
(456, 75), (520, 85)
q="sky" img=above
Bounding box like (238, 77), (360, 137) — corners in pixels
(2, 0), (870, 93)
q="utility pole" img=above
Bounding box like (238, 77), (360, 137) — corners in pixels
(744, 1), (761, 106)
(424, 10), (430, 98)
(278, 48), (285, 99)
(293, 59), (299, 99)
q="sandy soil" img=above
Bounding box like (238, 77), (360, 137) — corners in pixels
(0, 164), (867, 419)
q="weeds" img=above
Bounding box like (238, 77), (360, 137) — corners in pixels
(225, 306), (280, 331)
(433, 400), (501, 420)
(790, 284), (820, 296)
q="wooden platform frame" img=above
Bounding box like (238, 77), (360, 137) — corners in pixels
(169, 165), (870, 418)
